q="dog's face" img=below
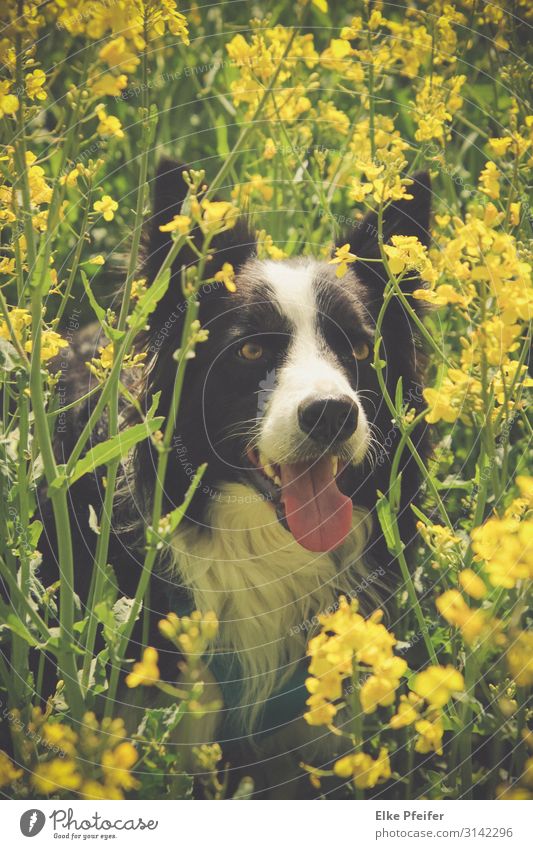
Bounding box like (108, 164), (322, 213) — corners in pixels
(139, 164), (431, 554)
(190, 256), (377, 552)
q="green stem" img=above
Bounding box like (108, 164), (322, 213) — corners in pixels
(29, 294), (84, 719)
(104, 293), (201, 714)
(83, 31), (153, 691)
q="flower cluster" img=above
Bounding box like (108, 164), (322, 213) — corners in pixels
(304, 596), (403, 727)
(9, 708), (139, 800)
(0, 306), (68, 361)
(471, 477), (533, 589)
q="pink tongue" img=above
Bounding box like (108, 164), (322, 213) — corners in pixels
(279, 456), (352, 552)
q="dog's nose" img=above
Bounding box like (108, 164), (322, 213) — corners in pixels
(298, 395), (359, 444)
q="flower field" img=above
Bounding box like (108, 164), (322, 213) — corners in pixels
(0, 0), (531, 800)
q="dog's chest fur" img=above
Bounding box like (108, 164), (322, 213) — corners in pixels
(169, 482), (373, 731)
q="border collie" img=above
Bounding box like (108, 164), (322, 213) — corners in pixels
(40, 161), (431, 797)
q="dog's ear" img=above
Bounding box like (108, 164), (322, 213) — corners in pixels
(141, 158), (193, 281)
(340, 171), (432, 316)
(141, 158), (257, 283)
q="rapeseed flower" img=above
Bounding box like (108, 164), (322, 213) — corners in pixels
(412, 665), (464, 708)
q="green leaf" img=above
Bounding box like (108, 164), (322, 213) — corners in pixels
(0, 337), (17, 370)
(128, 268), (171, 332)
(69, 419), (164, 485)
(94, 592), (138, 648)
(389, 470), (403, 513)
(81, 270), (125, 343)
(0, 611), (39, 647)
(395, 376), (404, 412)
(40, 628), (85, 656)
(376, 491), (397, 552)
(136, 702), (187, 743)
(28, 520), (43, 548)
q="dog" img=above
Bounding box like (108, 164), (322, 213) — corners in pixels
(37, 160), (432, 798)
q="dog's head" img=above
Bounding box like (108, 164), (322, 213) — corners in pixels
(135, 162), (431, 553)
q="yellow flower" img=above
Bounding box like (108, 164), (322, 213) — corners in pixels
(303, 694), (338, 726)
(383, 234), (432, 278)
(340, 17), (363, 40)
(99, 36), (140, 73)
(349, 181), (373, 203)
(192, 742), (222, 773)
(263, 137), (277, 159)
(417, 522), (461, 566)
(25, 330), (68, 361)
(0, 306), (31, 342)
(96, 107), (124, 140)
(423, 368), (483, 425)
(0, 307), (68, 362)
(389, 694), (423, 729)
(28, 162), (52, 204)
(412, 283), (472, 308)
(360, 657), (407, 714)
(101, 741), (138, 790)
(0, 751), (23, 788)
(256, 229), (287, 260)
(412, 665), (464, 708)
(415, 715), (444, 755)
(509, 202), (521, 226)
(159, 213), (191, 234)
(436, 589), (470, 626)
(317, 101), (350, 135)
(90, 73), (128, 98)
(488, 137), (512, 157)
(240, 173), (274, 202)
(435, 590), (491, 644)
(42, 723), (78, 757)
(125, 646), (160, 688)
(458, 569), (487, 600)
(368, 10), (383, 30)
(479, 161), (501, 199)
(329, 243), (357, 278)
(25, 69), (47, 101)
(517, 476), (533, 509)
(333, 747), (391, 790)
(82, 780), (122, 801)
(413, 75), (465, 144)
(214, 262), (237, 293)
(507, 632), (533, 688)
(200, 200), (239, 234)
(471, 514), (533, 588)
(306, 671), (344, 702)
(0, 80), (19, 118)
(93, 195), (118, 222)
(130, 277), (147, 299)
(497, 783), (532, 800)
(32, 758), (81, 795)
(304, 597), (404, 728)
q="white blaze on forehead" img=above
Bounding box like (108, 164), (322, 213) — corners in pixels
(261, 259), (320, 336)
(257, 259), (369, 463)
(261, 258), (352, 394)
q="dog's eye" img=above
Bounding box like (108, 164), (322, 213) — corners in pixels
(238, 341), (264, 361)
(353, 342), (370, 361)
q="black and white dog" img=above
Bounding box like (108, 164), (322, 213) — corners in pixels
(40, 161), (432, 797)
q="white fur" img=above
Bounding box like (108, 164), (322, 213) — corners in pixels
(170, 482), (372, 731)
(258, 260), (370, 465)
